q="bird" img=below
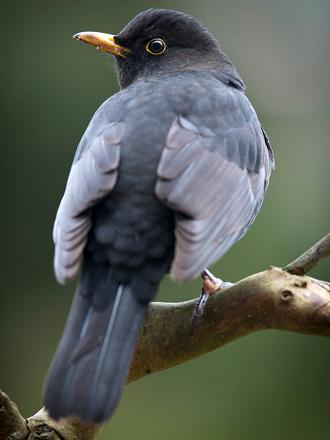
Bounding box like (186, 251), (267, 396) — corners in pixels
(44, 8), (274, 424)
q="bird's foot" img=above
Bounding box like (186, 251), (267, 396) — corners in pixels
(191, 269), (233, 333)
(201, 268), (233, 291)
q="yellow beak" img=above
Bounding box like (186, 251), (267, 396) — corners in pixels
(73, 31), (129, 57)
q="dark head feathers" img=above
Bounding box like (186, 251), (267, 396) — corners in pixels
(117, 9), (219, 51)
(113, 9), (245, 91)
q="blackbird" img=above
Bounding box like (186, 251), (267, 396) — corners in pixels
(44, 8), (274, 423)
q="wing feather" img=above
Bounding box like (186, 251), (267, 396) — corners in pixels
(156, 102), (273, 281)
(53, 122), (124, 284)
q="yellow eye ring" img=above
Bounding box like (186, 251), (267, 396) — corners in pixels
(146, 38), (167, 55)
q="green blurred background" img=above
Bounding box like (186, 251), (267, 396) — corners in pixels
(2, 0), (330, 438)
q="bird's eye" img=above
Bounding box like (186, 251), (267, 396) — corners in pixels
(146, 38), (167, 55)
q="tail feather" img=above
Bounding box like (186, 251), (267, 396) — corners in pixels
(44, 272), (148, 423)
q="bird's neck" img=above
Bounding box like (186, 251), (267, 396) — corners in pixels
(114, 53), (245, 92)
(172, 59), (246, 92)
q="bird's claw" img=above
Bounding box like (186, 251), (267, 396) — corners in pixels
(191, 288), (209, 332)
(191, 269), (233, 334)
(201, 268), (233, 291)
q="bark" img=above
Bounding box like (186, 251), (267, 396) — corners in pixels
(284, 232), (330, 275)
(1, 233), (329, 440)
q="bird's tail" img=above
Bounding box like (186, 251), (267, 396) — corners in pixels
(43, 266), (149, 423)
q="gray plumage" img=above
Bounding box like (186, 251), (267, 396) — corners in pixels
(54, 71), (273, 284)
(44, 283), (147, 422)
(54, 123), (124, 284)
(44, 8), (274, 424)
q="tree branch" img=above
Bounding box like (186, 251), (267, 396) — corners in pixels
(2, 233), (330, 440)
(284, 232), (330, 275)
(0, 390), (28, 440)
(27, 408), (99, 440)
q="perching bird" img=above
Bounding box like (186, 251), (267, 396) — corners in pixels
(44, 8), (274, 424)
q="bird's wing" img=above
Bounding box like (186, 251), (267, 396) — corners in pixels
(53, 122), (125, 284)
(156, 91), (274, 281)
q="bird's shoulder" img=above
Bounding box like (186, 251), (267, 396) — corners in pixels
(76, 72), (242, 144)
(75, 70), (272, 175)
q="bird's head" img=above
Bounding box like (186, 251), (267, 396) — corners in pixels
(74, 8), (244, 90)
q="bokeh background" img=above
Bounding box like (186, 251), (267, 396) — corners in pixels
(2, 0), (330, 438)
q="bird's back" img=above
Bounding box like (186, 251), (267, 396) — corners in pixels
(79, 70), (272, 285)
(45, 70), (273, 423)
(79, 71), (234, 291)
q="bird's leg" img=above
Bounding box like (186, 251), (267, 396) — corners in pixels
(191, 269), (233, 333)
